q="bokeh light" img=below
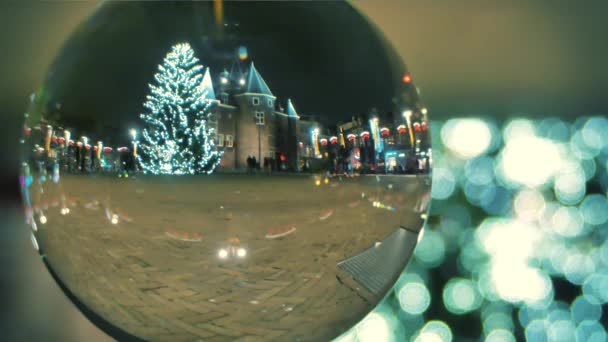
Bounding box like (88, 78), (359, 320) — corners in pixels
(343, 116), (608, 341)
(441, 119), (492, 159)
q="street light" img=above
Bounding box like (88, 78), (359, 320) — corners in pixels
(130, 128), (137, 140)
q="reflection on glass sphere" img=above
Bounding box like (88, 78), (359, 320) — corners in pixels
(19, 1), (432, 341)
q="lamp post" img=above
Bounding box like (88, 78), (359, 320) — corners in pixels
(130, 129), (138, 172)
(403, 110), (414, 148)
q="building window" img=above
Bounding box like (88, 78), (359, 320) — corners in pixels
(252, 97), (260, 106)
(226, 135), (234, 148)
(267, 99), (273, 108)
(255, 112), (265, 126)
(216, 134), (224, 147)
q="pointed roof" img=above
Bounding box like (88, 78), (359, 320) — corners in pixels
(246, 62), (273, 96)
(287, 98), (299, 118)
(201, 67), (216, 100)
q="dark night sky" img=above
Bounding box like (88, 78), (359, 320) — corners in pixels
(41, 1), (412, 139)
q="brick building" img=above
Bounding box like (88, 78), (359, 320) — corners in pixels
(202, 61), (302, 171)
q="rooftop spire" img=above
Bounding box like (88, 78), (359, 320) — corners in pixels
(246, 62), (273, 96)
(287, 98), (299, 118)
(201, 67), (216, 100)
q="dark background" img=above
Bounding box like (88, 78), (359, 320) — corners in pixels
(1, 1), (607, 340)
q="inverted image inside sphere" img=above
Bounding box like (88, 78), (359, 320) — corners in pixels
(20, 1), (432, 341)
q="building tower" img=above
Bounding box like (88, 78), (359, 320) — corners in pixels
(233, 62), (276, 167)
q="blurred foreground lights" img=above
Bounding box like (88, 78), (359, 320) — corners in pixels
(570, 295), (603, 324)
(490, 264), (552, 304)
(60, 207), (70, 215)
(30, 233), (39, 251)
(548, 319), (576, 342)
(575, 320), (607, 342)
(498, 135), (562, 188)
(397, 281), (430, 315)
(554, 162), (587, 205)
(582, 274), (608, 304)
(414, 230), (446, 267)
(218, 248), (229, 259)
(580, 194), (608, 226)
(513, 189), (545, 222)
(39, 214), (47, 224)
(111, 214), (119, 225)
(236, 247), (247, 258)
(442, 278), (482, 314)
(485, 329), (516, 342)
(581, 116), (608, 151)
(549, 206), (584, 237)
(414, 321), (452, 342)
(355, 312), (391, 342)
(431, 168), (456, 200)
(441, 119), (492, 159)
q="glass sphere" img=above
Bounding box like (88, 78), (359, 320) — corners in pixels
(20, 2), (432, 341)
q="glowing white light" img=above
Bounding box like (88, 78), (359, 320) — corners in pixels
(477, 219), (541, 262)
(441, 119), (492, 159)
(356, 312), (391, 342)
(239, 78), (245, 85)
(491, 262), (552, 304)
(218, 249), (229, 259)
(421, 108), (428, 115)
(31, 233), (39, 251)
(111, 214), (119, 225)
(503, 119), (536, 142)
(39, 215), (47, 224)
(513, 189), (545, 221)
(443, 278), (482, 314)
(403, 110), (412, 118)
(415, 321), (452, 342)
(485, 329), (515, 342)
(550, 206), (584, 237)
(236, 248), (247, 258)
(397, 281), (431, 315)
(499, 136), (562, 188)
(220, 77), (228, 84)
(130, 128), (137, 140)
(554, 161), (586, 205)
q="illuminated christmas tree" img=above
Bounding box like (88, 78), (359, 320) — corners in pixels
(139, 43), (222, 175)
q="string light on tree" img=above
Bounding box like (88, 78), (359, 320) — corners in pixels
(138, 42), (223, 175)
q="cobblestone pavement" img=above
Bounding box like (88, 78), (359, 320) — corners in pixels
(30, 174), (428, 341)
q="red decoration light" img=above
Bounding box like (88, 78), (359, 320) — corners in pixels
(347, 134), (356, 141)
(51, 136), (58, 143)
(402, 73), (412, 84)
(330, 136), (338, 144)
(413, 122), (421, 132)
(117, 147), (129, 153)
(58, 137), (65, 144)
(76, 142), (83, 147)
(421, 122), (428, 131)
(24, 127), (31, 136)
(320, 138), (328, 146)
(85, 144), (91, 150)
(68, 140), (75, 146)
(380, 128), (390, 136)
(93, 146), (98, 152)
(103, 147), (113, 153)
(397, 125), (407, 134)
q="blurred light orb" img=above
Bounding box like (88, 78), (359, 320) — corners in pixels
(355, 312), (392, 342)
(415, 321), (453, 342)
(491, 263), (552, 304)
(442, 278), (482, 314)
(549, 206), (585, 237)
(483, 312), (514, 335)
(554, 161), (587, 205)
(397, 281), (431, 315)
(431, 168), (456, 200)
(575, 320), (607, 342)
(499, 135), (562, 188)
(580, 194), (608, 225)
(570, 295), (603, 324)
(581, 116), (608, 151)
(571, 129), (600, 160)
(513, 189), (545, 221)
(464, 156), (495, 185)
(548, 319), (576, 342)
(525, 320), (549, 342)
(414, 229), (446, 267)
(464, 180), (497, 208)
(582, 274), (608, 304)
(563, 252), (596, 285)
(485, 329), (516, 342)
(503, 118), (536, 143)
(441, 119), (492, 159)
